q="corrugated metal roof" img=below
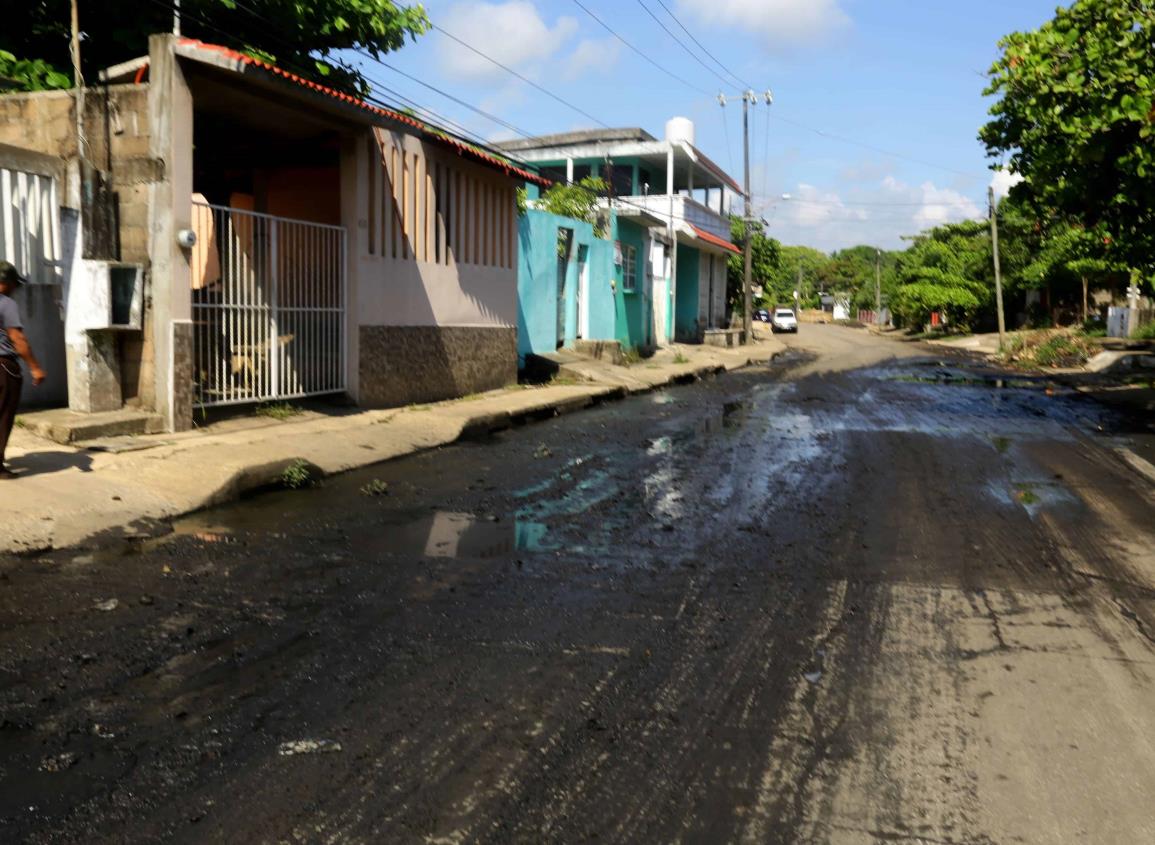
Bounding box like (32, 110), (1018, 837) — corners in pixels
(689, 224), (741, 255)
(176, 39), (551, 187)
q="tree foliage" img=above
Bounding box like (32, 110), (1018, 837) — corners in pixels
(538, 177), (610, 237)
(890, 221), (993, 328)
(0, 0), (429, 96)
(980, 0), (1155, 275)
(726, 217), (781, 311)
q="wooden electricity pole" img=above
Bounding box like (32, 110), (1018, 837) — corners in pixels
(988, 186), (1007, 351)
(742, 91), (753, 344)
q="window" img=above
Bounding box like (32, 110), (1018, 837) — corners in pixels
(621, 243), (637, 292)
(638, 168), (652, 195)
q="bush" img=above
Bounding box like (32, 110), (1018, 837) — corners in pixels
(1135, 321), (1155, 340)
(1000, 329), (1095, 369)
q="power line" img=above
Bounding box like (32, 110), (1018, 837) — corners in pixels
(635, 0), (732, 91)
(652, 0), (750, 90)
(770, 113), (980, 179)
(159, 0), (542, 166)
(571, 0), (714, 97)
(230, 1), (539, 140)
(373, 58), (536, 139)
(430, 23), (611, 129)
(785, 197), (985, 207)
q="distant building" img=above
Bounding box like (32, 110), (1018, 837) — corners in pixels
(499, 119), (742, 353)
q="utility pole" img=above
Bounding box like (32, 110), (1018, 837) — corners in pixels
(988, 186), (1007, 351)
(69, 0), (86, 162)
(874, 248), (882, 323)
(742, 90), (754, 344)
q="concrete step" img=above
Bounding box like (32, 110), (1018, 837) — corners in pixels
(17, 407), (165, 445)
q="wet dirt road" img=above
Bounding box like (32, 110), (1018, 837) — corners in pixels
(3, 325), (1155, 844)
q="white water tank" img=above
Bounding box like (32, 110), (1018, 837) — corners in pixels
(665, 116), (695, 146)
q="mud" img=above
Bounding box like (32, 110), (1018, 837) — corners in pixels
(2, 325), (1154, 843)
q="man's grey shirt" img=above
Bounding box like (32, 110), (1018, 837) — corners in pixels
(0, 293), (23, 359)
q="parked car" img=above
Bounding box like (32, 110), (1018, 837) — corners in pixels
(771, 308), (798, 333)
(755, 308), (771, 323)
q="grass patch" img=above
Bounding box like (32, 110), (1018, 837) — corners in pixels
(359, 478), (390, 497)
(673, 352), (690, 364)
(255, 402), (303, 421)
(406, 403), (432, 412)
(280, 459), (313, 489)
(1135, 322), (1155, 340)
(992, 436), (1012, 454)
(1013, 482), (1039, 505)
(13, 416), (26, 429)
(621, 347), (642, 366)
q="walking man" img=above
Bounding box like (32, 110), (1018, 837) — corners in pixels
(0, 261), (46, 479)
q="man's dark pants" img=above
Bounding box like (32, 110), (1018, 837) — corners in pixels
(0, 358), (22, 470)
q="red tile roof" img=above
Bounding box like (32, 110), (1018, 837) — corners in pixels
(176, 38), (551, 187)
(690, 224), (740, 255)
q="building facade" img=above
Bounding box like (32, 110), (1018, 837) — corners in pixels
(0, 34), (545, 430)
(500, 121), (741, 348)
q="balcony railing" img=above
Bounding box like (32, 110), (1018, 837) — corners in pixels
(613, 194), (730, 242)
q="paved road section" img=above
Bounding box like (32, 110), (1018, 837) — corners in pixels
(2, 326), (1153, 843)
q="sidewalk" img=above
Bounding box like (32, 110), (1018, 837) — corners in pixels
(1, 338), (785, 554)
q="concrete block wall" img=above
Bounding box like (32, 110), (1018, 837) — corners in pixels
(0, 84), (160, 413)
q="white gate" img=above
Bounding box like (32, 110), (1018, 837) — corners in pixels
(191, 202), (346, 407)
(1, 159), (68, 407)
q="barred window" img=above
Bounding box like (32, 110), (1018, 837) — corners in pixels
(621, 243), (637, 292)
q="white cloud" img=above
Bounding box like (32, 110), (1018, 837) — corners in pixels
(674, 0), (850, 46)
(886, 176), (983, 231)
(761, 176), (983, 252)
(561, 37), (623, 81)
(989, 169), (1024, 202)
(437, 2), (578, 79)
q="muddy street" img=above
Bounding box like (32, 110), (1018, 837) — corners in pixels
(2, 325), (1154, 844)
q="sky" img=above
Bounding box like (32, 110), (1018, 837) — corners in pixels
(351, 0), (1062, 253)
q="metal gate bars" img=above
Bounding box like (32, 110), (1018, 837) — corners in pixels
(191, 202), (346, 408)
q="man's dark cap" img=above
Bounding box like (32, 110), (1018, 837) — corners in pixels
(0, 261), (27, 286)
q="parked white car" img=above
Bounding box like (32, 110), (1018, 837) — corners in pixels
(771, 308), (798, 333)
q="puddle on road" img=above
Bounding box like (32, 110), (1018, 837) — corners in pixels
(985, 478), (1080, 519)
(167, 508), (552, 559)
(887, 372), (1053, 391)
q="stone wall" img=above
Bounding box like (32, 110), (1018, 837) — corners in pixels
(359, 326), (517, 407)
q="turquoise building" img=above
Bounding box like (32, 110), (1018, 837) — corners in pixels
(516, 207), (662, 366)
(501, 121), (742, 351)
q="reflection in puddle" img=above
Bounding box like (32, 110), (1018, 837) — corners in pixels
(168, 509), (551, 560)
(652, 393), (677, 405)
(887, 372), (1054, 391)
(362, 511), (551, 558)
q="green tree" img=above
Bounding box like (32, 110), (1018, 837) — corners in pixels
(891, 220), (993, 330)
(767, 245), (829, 307)
(980, 0), (1155, 277)
(726, 217), (781, 311)
(539, 177), (610, 237)
(1016, 220), (1126, 321)
(0, 0), (429, 96)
